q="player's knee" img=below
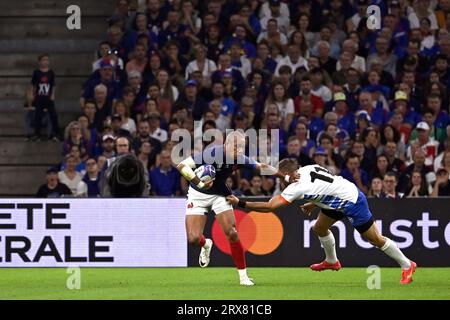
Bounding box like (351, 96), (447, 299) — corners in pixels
(225, 228), (239, 242)
(187, 234), (202, 246)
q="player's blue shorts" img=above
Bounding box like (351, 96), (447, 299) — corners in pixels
(321, 190), (374, 233)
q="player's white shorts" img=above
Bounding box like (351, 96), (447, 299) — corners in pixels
(186, 186), (233, 215)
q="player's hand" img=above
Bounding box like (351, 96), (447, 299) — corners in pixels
(226, 195), (239, 206)
(200, 179), (214, 190)
(288, 172), (300, 183)
(300, 202), (316, 216)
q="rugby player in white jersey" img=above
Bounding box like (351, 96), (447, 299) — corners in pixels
(227, 159), (417, 284)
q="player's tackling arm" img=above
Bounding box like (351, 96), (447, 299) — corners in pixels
(226, 195), (290, 213)
(255, 163), (300, 184)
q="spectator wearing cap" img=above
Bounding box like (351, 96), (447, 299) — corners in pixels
(150, 150), (181, 196)
(408, 0), (438, 31)
(157, 10), (190, 55)
(81, 59), (122, 108)
(185, 44), (217, 81)
(275, 43), (308, 76)
(332, 92), (356, 138)
(37, 167), (72, 198)
(407, 121), (440, 167)
(341, 152), (369, 194)
(431, 167), (450, 196)
(173, 79), (208, 121)
(310, 68), (332, 103)
(58, 155), (83, 195)
(387, 90), (421, 136)
(312, 146), (328, 167)
(76, 158), (101, 197)
(148, 111), (168, 143)
(110, 113), (132, 138)
(410, 106), (447, 144)
(101, 134), (116, 159)
(357, 91), (387, 128)
(281, 136), (314, 167)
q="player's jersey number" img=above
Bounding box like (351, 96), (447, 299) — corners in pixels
(309, 166), (334, 184)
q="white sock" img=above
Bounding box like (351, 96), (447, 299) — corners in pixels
(319, 232), (338, 264)
(238, 269), (248, 279)
(203, 238), (211, 249)
(380, 238), (410, 269)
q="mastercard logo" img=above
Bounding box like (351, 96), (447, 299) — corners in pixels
(212, 209), (284, 255)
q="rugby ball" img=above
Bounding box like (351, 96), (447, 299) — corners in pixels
(194, 165), (216, 182)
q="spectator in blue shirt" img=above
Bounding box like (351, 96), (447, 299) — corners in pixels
(149, 150), (181, 196)
(341, 152), (369, 194)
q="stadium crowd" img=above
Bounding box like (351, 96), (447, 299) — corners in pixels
(30, 0), (450, 198)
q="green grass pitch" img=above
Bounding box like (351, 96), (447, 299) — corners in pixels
(1, 267), (449, 300)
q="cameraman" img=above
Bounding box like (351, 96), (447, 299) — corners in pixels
(100, 136), (149, 197)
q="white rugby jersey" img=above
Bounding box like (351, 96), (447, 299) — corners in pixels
(281, 165), (359, 211)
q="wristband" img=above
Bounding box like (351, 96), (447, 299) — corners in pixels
(284, 175), (290, 183)
(238, 199), (247, 208)
(197, 181), (205, 189)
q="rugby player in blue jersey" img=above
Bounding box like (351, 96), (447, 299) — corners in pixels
(177, 131), (299, 286)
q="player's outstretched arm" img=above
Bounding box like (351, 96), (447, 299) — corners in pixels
(227, 195), (289, 213)
(255, 163), (300, 184)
